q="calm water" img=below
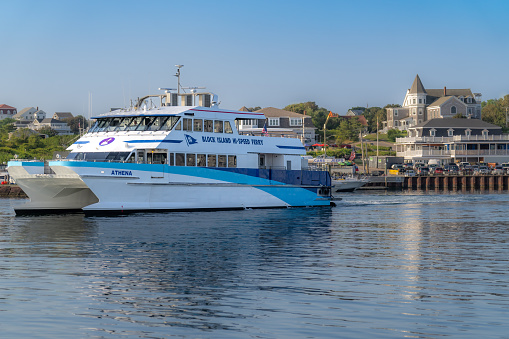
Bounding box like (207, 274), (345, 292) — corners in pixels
(1, 192), (508, 338)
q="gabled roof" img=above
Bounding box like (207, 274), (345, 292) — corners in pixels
(53, 112), (73, 119)
(412, 118), (500, 129)
(255, 107), (308, 118)
(426, 88), (474, 98)
(427, 96), (464, 107)
(238, 106), (250, 112)
(409, 74), (426, 94)
(0, 104), (15, 110)
(40, 118), (66, 124)
(14, 107), (36, 117)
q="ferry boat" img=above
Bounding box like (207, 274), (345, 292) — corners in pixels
(8, 75), (333, 215)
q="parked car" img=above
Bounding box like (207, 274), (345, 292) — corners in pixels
(391, 164), (406, 173)
(461, 165), (473, 175)
(434, 167), (444, 175)
(459, 162), (470, 169)
(492, 165), (504, 175)
(476, 166), (490, 175)
(404, 169), (416, 177)
(417, 167), (429, 176)
(428, 164), (438, 173)
(444, 164), (459, 175)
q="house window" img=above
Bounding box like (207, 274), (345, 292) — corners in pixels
(448, 129), (454, 137)
(413, 99), (416, 104)
(290, 118), (302, 126)
(418, 110), (422, 115)
(465, 129), (471, 137)
(268, 118), (279, 126)
(451, 106), (457, 114)
(394, 110), (398, 116)
(430, 129), (436, 137)
(419, 99), (422, 104)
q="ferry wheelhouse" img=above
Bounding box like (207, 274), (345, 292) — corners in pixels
(8, 85), (332, 214)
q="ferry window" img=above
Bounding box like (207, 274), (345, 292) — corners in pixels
(207, 154), (216, 167)
(136, 117), (156, 131)
(106, 117), (122, 132)
(197, 154), (206, 166)
(175, 153), (185, 166)
(228, 155), (237, 168)
(194, 119), (203, 132)
(169, 153), (174, 166)
(149, 116), (167, 131)
(106, 152), (130, 162)
(152, 153), (167, 164)
(224, 121), (233, 134)
(115, 117), (134, 131)
(183, 118), (193, 131)
(175, 121), (182, 130)
(218, 155), (227, 167)
(125, 152), (135, 163)
(127, 117), (142, 131)
(204, 120), (213, 132)
(161, 116), (179, 131)
(186, 153), (196, 166)
(214, 120), (223, 133)
(95, 119), (109, 132)
(89, 120), (99, 132)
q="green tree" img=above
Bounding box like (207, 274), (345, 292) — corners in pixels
(63, 115), (89, 134)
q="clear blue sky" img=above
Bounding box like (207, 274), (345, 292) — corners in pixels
(1, 0), (508, 118)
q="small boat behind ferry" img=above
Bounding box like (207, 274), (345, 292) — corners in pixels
(8, 69), (333, 214)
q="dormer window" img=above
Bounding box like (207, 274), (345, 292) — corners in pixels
(430, 129), (436, 137)
(482, 129), (489, 137)
(448, 129), (454, 137)
(394, 110), (398, 116)
(465, 129), (471, 137)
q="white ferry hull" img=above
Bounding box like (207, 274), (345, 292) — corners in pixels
(9, 161), (331, 214)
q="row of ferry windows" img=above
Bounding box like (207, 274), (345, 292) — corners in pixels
(164, 153), (237, 167)
(89, 116), (234, 133)
(67, 152), (237, 168)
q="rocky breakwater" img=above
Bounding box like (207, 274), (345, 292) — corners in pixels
(0, 185), (27, 198)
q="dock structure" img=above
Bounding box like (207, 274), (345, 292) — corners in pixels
(403, 175), (509, 191)
(361, 175), (509, 191)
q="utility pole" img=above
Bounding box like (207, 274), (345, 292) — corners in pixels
(359, 131), (365, 174)
(376, 115), (379, 158)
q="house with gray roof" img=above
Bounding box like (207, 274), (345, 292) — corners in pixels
(386, 75), (482, 131)
(395, 118), (509, 164)
(53, 112), (73, 120)
(31, 118), (72, 135)
(237, 107), (316, 144)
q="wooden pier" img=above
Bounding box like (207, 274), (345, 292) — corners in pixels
(362, 175), (509, 191)
(403, 175), (509, 191)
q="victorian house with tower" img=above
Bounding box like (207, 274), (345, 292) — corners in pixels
(389, 75), (509, 164)
(386, 74), (482, 131)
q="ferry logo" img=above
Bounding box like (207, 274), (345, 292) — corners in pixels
(185, 134), (198, 146)
(99, 137), (115, 146)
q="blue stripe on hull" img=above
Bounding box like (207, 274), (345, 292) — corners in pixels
(49, 161), (331, 206)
